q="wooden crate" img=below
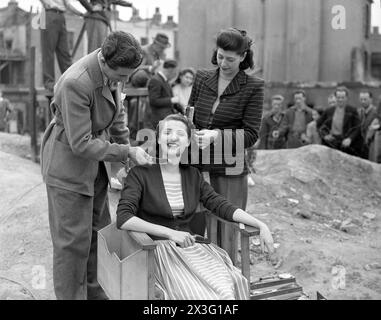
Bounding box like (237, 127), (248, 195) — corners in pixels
(97, 223), (157, 300)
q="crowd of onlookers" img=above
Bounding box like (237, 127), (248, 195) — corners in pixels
(256, 87), (381, 163)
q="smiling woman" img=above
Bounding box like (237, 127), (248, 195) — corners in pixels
(116, 114), (274, 300)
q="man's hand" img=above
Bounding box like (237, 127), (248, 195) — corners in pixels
(116, 167), (128, 185)
(324, 134), (334, 142)
(370, 118), (380, 131)
(272, 130), (279, 139)
(128, 147), (154, 165)
(301, 133), (308, 143)
(92, 3), (103, 11)
(194, 129), (219, 150)
(342, 138), (352, 148)
(171, 96), (180, 104)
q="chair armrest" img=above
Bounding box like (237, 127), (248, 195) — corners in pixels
(205, 211), (260, 236)
(127, 231), (157, 250)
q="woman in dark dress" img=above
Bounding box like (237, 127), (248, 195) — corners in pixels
(188, 28), (265, 260)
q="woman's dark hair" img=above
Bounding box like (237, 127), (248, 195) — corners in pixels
(174, 68), (196, 85)
(211, 28), (254, 70)
(156, 114), (195, 140)
(101, 31), (143, 70)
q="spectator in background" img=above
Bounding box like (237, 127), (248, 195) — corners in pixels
(39, 0), (83, 91)
(129, 33), (173, 129)
(172, 68), (195, 112)
(279, 90), (313, 148)
(0, 90), (12, 132)
(79, 0), (133, 53)
(357, 91), (378, 159)
(317, 87), (361, 156)
(147, 59), (183, 129)
(366, 98), (381, 163)
(258, 95), (286, 150)
(327, 93), (338, 108)
(303, 108), (323, 145)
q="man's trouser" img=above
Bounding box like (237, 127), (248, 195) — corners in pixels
(85, 14), (109, 53)
(46, 162), (111, 300)
(40, 10), (72, 91)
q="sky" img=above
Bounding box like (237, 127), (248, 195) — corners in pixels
(12, 0), (180, 22)
(8, 0), (381, 27)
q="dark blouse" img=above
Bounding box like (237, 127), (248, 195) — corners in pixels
(188, 68), (264, 177)
(116, 164), (239, 237)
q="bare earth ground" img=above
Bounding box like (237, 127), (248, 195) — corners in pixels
(0, 132), (380, 300)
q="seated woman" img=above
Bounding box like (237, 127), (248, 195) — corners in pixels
(116, 114), (274, 300)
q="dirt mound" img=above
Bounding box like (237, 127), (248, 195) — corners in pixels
(0, 132), (31, 160)
(253, 145), (381, 226)
(246, 145), (381, 300)
(0, 150), (54, 300)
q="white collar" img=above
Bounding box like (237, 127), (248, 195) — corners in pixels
(158, 71), (168, 82)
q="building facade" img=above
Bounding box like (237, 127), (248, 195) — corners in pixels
(0, 1), (177, 132)
(178, 0), (379, 83)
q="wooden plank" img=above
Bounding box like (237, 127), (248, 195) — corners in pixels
(206, 212), (260, 236)
(250, 284), (303, 300)
(121, 250), (149, 299)
(128, 231), (157, 250)
(123, 88), (149, 97)
(147, 250), (156, 300)
(28, 46), (38, 163)
(97, 232), (122, 300)
(240, 233), (251, 282)
(207, 214), (218, 245)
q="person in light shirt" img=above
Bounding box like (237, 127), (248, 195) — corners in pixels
(172, 68), (195, 112)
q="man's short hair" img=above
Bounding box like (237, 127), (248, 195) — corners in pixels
(293, 89), (306, 98)
(163, 59), (178, 69)
(101, 31), (143, 70)
(335, 86), (349, 97)
(271, 94), (284, 103)
(359, 90), (373, 98)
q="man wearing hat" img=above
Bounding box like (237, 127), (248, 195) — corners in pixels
(141, 33), (171, 72)
(128, 33), (172, 129)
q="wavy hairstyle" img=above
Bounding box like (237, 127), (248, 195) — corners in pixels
(211, 28), (254, 70)
(101, 31), (143, 70)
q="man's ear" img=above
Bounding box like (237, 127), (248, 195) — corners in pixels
(99, 53), (106, 65)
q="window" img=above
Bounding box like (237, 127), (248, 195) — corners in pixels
(0, 32), (4, 49)
(5, 39), (12, 50)
(371, 52), (381, 80)
(365, 3), (371, 39)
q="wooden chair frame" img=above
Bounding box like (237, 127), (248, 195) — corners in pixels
(98, 213), (259, 300)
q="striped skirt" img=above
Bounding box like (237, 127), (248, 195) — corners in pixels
(153, 240), (249, 300)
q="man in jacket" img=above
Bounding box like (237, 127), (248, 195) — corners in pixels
(357, 91), (378, 159)
(258, 95), (286, 150)
(317, 86), (361, 156)
(147, 59), (182, 129)
(40, 31), (153, 300)
(279, 90), (313, 149)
